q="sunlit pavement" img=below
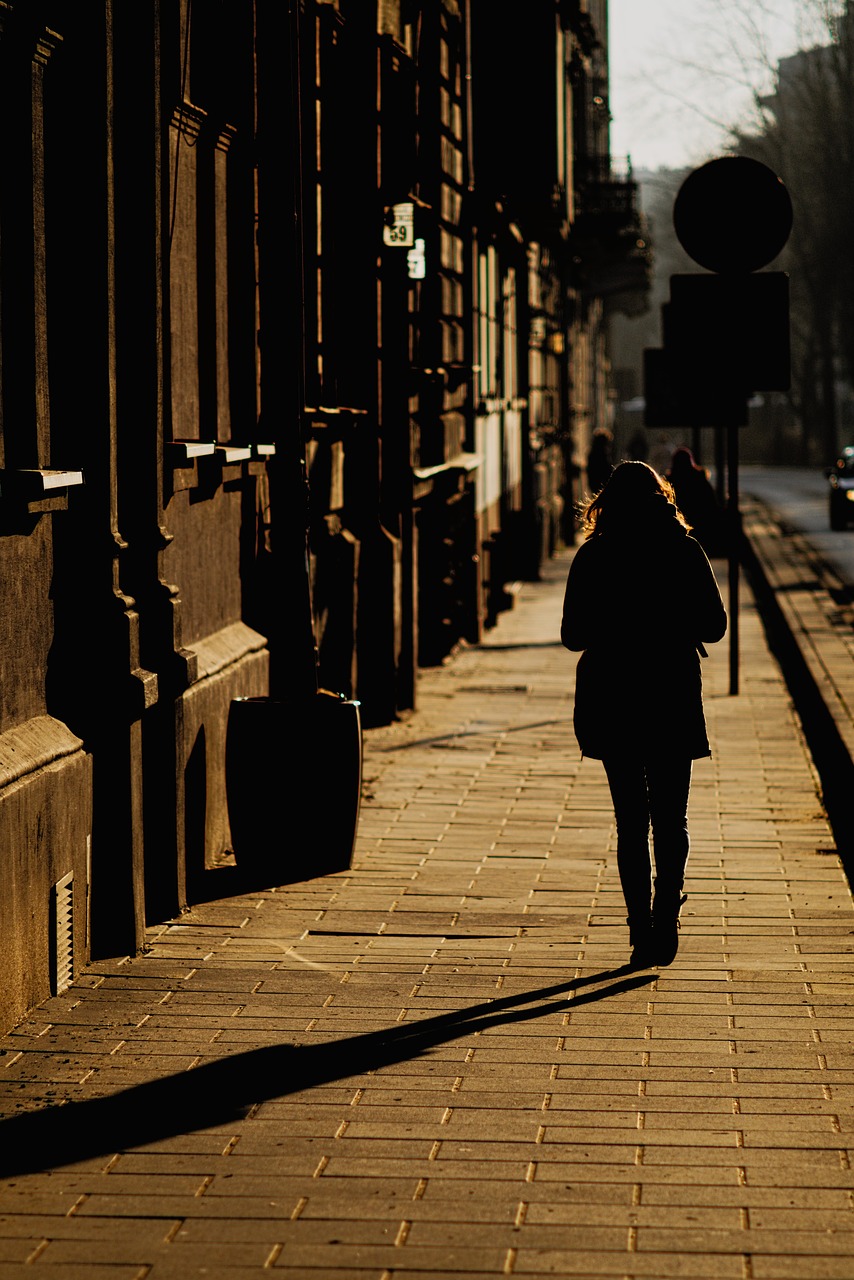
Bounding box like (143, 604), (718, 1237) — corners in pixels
(0, 510), (853, 1279)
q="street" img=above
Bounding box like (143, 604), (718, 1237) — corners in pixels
(740, 464), (854, 586)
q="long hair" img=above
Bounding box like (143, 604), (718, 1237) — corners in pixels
(579, 459), (691, 539)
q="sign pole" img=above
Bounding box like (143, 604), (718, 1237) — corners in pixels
(727, 419), (740, 696)
(667, 156), (792, 699)
(644, 156), (792, 700)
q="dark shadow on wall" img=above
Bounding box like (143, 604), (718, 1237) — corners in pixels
(184, 725), (207, 898)
(0, 965), (653, 1177)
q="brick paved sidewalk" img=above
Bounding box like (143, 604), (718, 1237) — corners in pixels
(0, 545), (853, 1279)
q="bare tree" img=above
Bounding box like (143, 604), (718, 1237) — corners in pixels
(733, 1), (854, 460)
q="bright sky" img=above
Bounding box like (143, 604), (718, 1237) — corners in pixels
(608, 0), (818, 171)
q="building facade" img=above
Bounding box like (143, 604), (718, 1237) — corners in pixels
(0, 0), (648, 1034)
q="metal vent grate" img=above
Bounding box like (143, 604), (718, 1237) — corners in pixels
(51, 872), (73, 995)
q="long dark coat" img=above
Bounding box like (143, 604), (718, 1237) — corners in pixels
(561, 519), (727, 761)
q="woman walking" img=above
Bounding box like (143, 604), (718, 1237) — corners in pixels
(561, 461), (727, 968)
(665, 446), (725, 558)
(586, 427), (615, 496)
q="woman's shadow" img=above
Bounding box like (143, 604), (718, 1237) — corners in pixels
(0, 964), (654, 1177)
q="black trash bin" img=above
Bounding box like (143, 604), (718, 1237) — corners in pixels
(225, 690), (362, 883)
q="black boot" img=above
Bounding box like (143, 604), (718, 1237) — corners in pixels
(653, 891), (687, 966)
(627, 913), (656, 969)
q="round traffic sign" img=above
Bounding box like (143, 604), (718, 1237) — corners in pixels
(673, 155), (793, 274)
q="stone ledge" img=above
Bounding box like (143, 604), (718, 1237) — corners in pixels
(190, 622), (268, 681)
(0, 715), (85, 789)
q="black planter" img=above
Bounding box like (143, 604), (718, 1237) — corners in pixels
(225, 691), (362, 883)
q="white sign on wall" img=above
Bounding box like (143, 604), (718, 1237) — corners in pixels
(383, 203), (415, 247)
(407, 238), (426, 280)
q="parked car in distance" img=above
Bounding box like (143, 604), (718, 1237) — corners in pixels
(827, 447), (854, 529)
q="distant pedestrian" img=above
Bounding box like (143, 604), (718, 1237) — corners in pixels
(586, 428), (614, 495)
(626, 428), (648, 462)
(666, 446), (725, 557)
(649, 431), (674, 475)
(560, 461), (727, 968)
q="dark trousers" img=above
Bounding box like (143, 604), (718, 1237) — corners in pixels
(603, 755), (693, 920)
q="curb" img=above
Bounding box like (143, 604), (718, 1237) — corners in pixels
(742, 496), (854, 880)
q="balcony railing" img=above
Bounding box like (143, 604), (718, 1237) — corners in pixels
(569, 159), (653, 311)
(575, 157), (641, 226)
